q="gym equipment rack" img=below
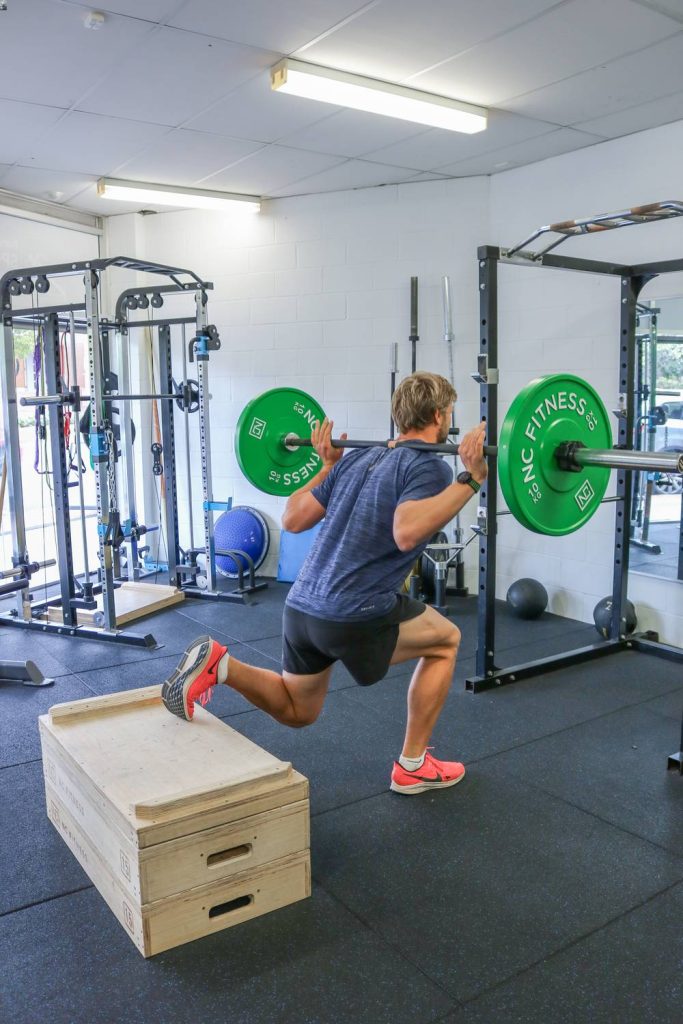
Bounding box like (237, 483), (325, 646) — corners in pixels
(0, 256), (264, 650)
(469, 201), (683, 693)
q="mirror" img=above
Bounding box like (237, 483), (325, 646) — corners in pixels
(629, 297), (683, 582)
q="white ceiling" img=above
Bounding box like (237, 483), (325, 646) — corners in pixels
(0, 0), (682, 215)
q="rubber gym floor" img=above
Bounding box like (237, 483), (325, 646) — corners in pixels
(1, 583), (681, 1024)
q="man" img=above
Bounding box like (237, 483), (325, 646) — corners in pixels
(161, 371), (487, 795)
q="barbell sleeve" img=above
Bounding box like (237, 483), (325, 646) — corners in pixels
(19, 394), (66, 407)
(0, 558), (56, 580)
(572, 447), (683, 474)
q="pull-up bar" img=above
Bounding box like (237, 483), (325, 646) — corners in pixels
(506, 200), (683, 261)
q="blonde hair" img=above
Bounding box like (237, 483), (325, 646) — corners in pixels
(391, 371), (457, 433)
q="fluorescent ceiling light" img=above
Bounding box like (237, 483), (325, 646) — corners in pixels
(271, 58), (487, 134)
(97, 178), (261, 213)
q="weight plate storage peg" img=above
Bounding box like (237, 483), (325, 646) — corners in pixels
(235, 387), (327, 497)
(498, 374), (613, 536)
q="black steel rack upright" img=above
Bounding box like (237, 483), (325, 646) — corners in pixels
(467, 201), (683, 693)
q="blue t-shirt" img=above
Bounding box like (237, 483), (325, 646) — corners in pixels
(286, 447), (453, 621)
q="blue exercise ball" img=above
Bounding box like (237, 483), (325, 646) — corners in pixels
(214, 506), (269, 578)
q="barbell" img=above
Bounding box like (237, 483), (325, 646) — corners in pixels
(234, 374), (683, 537)
(19, 379), (201, 414)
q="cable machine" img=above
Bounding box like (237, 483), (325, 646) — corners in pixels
(0, 256), (265, 650)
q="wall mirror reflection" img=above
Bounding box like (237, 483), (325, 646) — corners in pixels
(630, 297), (683, 582)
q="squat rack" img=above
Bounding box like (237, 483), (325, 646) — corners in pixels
(468, 200), (683, 693)
(0, 256), (264, 650)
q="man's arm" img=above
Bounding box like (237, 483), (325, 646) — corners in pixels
(281, 416), (346, 533)
(281, 466), (331, 532)
(393, 421), (488, 551)
(393, 479), (481, 551)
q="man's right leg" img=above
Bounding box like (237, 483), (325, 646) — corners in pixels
(389, 606), (461, 757)
(161, 635), (332, 727)
(387, 607), (463, 794)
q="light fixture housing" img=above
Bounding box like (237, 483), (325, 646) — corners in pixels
(97, 178), (261, 213)
(271, 58), (487, 134)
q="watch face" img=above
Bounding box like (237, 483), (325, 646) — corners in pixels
(457, 471), (471, 484)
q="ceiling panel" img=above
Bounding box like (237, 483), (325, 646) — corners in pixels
(64, 187), (146, 215)
(0, 165), (99, 203)
(0, 101), (67, 165)
(20, 111), (170, 175)
(401, 171), (451, 184)
(0, 0), (154, 107)
(438, 127), (604, 176)
(168, 0), (375, 53)
(2, 0), (682, 209)
(281, 108), (428, 159)
(78, 27), (276, 126)
(200, 145), (345, 194)
(575, 88), (683, 138)
(362, 110), (561, 171)
(503, 32), (683, 124)
(187, 73), (339, 143)
(297, 0), (564, 83)
(75, 1), (183, 19)
(631, 0), (683, 20)
(268, 158), (418, 197)
(116, 129), (266, 185)
(408, 0), (681, 106)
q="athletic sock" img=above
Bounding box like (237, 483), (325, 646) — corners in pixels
(398, 751), (426, 772)
(217, 652), (230, 685)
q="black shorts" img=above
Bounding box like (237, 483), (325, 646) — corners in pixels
(282, 595), (426, 687)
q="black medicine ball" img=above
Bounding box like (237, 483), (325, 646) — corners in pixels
(593, 596), (637, 638)
(506, 578), (548, 619)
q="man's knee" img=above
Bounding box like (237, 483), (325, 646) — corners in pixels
(284, 704), (321, 728)
(447, 624), (461, 653)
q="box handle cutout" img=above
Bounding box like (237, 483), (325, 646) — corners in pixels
(209, 894), (253, 918)
(207, 843), (252, 868)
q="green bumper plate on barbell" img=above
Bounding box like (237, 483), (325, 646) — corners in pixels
(498, 374), (613, 536)
(235, 387), (326, 496)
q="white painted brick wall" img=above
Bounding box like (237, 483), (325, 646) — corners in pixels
(106, 125), (683, 641)
(126, 179), (488, 584)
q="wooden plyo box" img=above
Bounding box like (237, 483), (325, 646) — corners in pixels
(39, 687), (311, 957)
(45, 581), (185, 627)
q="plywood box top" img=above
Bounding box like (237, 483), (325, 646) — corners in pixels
(39, 686), (305, 846)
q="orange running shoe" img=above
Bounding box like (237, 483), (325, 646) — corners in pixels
(390, 750), (466, 795)
(161, 636), (228, 721)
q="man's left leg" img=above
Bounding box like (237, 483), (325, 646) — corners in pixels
(161, 635), (331, 727)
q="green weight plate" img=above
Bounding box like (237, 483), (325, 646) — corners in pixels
(235, 387), (327, 496)
(498, 374), (613, 536)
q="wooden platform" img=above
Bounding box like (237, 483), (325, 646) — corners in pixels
(45, 581), (184, 627)
(39, 687), (311, 956)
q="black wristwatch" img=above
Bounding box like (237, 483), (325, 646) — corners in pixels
(457, 470), (481, 493)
